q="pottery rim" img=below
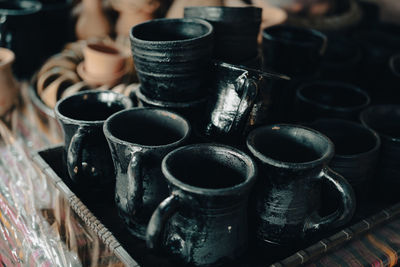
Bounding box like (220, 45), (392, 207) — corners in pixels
(0, 0), (42, 16)
(130, 18), (213, 45)
(54, 90), (133, 126)
(162, 143), (257, 196)
(296, 80), (370, 112)
(246, 124), (334, 170)
(103, 107), (191, 149)
(389, 54), (400, 78)
(183, 6), (262, 21)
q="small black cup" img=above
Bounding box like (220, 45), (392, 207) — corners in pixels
(295, 81), (370, 122)
(130, 18), (213, 102)
(246, 124), (355, 246)
(104, 108), (191, 239)
(309, 119), (380, 206)
(146, 143), (257, 266)
(262, 25), (327, 77)
(55, 90), (133, 198)
(360, 105), (400, 202)
(184, 6), (262, 64)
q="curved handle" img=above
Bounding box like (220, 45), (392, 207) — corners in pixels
(304, 168), (356, 233)
(67, 127), (89, 183)
(146, 194), (181, 250)
(126, 151), (144, 216)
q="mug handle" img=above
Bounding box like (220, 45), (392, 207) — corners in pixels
(146, 194), (181, 250)
(126, 151), (145, 215)
(67, 126), (89, 182)
(304, 168), (356, 233)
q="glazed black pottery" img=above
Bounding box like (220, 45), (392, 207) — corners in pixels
(360, 105), (400, 202)
(295, 81), (370, 122)
(246, 124), (355, 246)
(103, 108), (190, 240)
(262, 25), (327, 77)
(184, 6), (261, 64)
(130, 18), (213, 102)
(200, 61), (290, 145)
(54, 90), (133, 199)
(146, 143), (257, 266)
(0, 0), (42, 78)
(309, 119), (380, 206)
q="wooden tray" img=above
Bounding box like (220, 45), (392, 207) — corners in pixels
(32, 145), (400, 266)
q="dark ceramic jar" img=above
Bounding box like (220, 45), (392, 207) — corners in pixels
(130, 18), (213, 102)
(295, 81), (370, 122)
(104, 108), (191, 239)
(55, 90), (133, 199)
(0, 0), (42, 78)
(246, 124), (355, 246)
(184, 6), (262, 65)
(146, 143), (257, 266)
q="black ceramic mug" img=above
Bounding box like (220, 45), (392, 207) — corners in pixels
(146, 144), (257, 266)
(200, 61), (290, 144)
(130, 18), (213, 102)
(360, 105), (400, 202)
(55, 90), (133, 198)
(103, 108), (190, 239)
(262, 25), (327, 77)
(184, 6), (261, 65)
(295, 81), (370, 122)
(309, 119), (380, 206)
(246, 124), (355, 246)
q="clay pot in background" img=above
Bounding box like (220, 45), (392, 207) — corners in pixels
(75, 0), (111, 40)
(0, 48), (19, 116)
(166, 0), (224, 18)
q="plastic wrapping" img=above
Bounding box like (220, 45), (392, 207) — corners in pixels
(0, 85), (126, 266)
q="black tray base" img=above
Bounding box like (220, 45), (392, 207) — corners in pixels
(38, 146), (398, 266)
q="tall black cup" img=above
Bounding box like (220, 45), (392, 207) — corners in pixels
(104, 108), (190, 239)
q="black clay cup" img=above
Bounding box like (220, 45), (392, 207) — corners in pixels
(246, 124), (355, 246)
(360, 105), (400, 200)
(184, 6), (261, 64)
(295, 81), (370, 122)
(309, 119), (380, 205)
(146, 144), (257, 266)
(103, 108), (190, 239)
(55, 91), (133, 198)
(130, 18), (213, 102)
(262, 25), (327, 77)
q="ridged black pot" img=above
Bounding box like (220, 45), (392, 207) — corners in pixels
(184, 6), (261, 64)
(130, 18), (213, 102)
(295, 81), (370, 122)
(309, 119), (380, 207)
(0, 0), (42, 78)
(360, 105), (400, 202)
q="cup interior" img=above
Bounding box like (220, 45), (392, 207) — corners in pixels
(263, 26), (324, 47)
(310, 120), (378, 155)
(57, 91), (130, 122)
(298, 82), (369, 109)
(107, 109), (189, 146)
(132, 19), (211, 42)
(87, 43), (120, 56)
(361, 105), (400, 139)
(164, 145), (251, 189)
(248, 126), (330, 164)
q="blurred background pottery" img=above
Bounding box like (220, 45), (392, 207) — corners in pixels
(75, 0), (111, 40)
(0, 0), (42, 78)
(83, 42), (126, 75)
(0, 48), (19, 116)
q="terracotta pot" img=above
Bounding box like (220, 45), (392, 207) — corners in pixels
(0, 48), (19, 116)
(84, 42), (126, 76)
(75, 0), (111, 40)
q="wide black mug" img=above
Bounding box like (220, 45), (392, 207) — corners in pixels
(55, 90), (133, 199)
(309, 119), (380, 210)
(246, 124), (355, 246)
(184, 6), (262, 65)
(295, 80), (370, 122)
(360, 105), (400, 202)
(130, 18), (213, 102)
(146, 144), (257, 266)
(103, 108), (191, 239)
